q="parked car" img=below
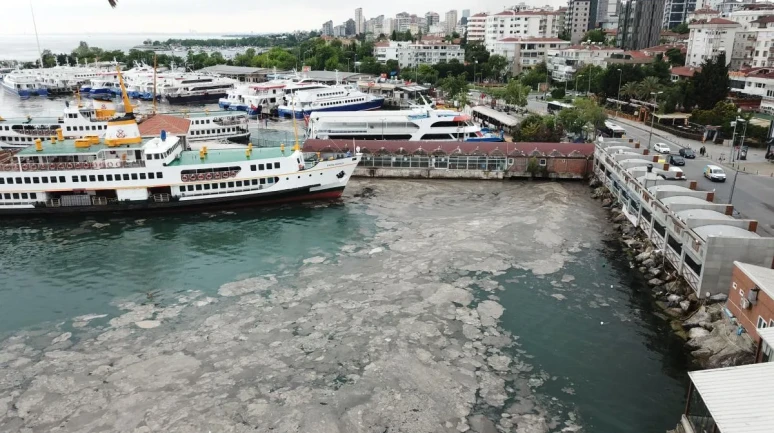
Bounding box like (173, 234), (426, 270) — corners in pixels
(679, 148), (696, 158)
(658, 167), (685, 180)
(653, 143), (671, 154)
(703, 165), (726, 182)
(668, 155), (686, 166)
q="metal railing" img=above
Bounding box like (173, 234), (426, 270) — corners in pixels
(359, 155), (508, 171)
(681, 263), (700, 292)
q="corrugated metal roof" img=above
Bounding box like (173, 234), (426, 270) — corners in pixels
(734, 261), (774, 299)
(758, 326), (774, 347)
(688, 362), (774, 433)
(661, 196), (711, 206)
(471, 106), (519, 127)
(648, 185), (693, 193)
(693, 224), (759, 241)
(675, 209), (733, 221)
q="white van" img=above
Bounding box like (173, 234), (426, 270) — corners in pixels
(703, 165), (726, 182)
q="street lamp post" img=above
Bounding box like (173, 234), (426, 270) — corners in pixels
(730, 117), (743, 163)
(739, 119), (749, 161)
(647, 91), (664, 150)
(302, 49), (312, 68)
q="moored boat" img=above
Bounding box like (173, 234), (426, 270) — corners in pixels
(0, 69), (359, 217)
(278, 85), (384, 119)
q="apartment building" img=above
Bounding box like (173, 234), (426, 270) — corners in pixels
(492, 37), (571, 74)
(547, 44), (624, 81)
(374, 40), (465, 68)
(466, 12), (488, 42)
(484, 9), (563, 52)
(566, 0), (592, 44)
(663, 0), (699, 30)
(617, 0), (668, 50)
(686, 16), (740, 67)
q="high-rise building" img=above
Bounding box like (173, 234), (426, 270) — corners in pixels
(355, 8), (364, 35)
(445, 10), (459, 35)
(462, 9), (471, 18)
(322, 20), (334, 36)
(425, 11), (440, 31)
(466, 12), (488, 42)
(663, 0), (698, 30)
(484, 9), (563, 52)
(334, 25), (346, 37)
(617, 0), (667, 50)
(396, 12), (411, 31)
(383, 17), (395, 35)
(345, 18), (356, 36)
(566, 0), (592, 44)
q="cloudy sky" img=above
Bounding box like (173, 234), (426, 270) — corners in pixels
(3, 0), (565, 35)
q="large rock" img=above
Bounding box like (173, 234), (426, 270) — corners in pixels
(683, 306), (712, 329)
(687, 327), (710, 339)
(601, 198), (612, 208)
(635, 252), (651, 263)
(647, 278), (664, 287)
(641, 258), (656, 268)
(688, 319), (755, 369)
(707, 293), (728, 304)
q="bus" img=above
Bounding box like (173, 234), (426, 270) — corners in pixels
(547, 101), (574, 114)
(599, 121), (627, 138)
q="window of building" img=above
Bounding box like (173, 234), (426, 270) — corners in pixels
(758, 316), (769, 328)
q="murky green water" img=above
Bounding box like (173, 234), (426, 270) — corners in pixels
(0, 180), (687, 432)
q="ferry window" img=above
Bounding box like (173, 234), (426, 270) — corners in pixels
(204, 184), (211, 190)
(148, 173), (155, 179)
(131, 174), (138, 180)
(140, 173), (146, 180)
(212, 183), (219, 189)
(58, 176), (65, 182)
(187, 185), (193, 191)
(42, 177), (48, 183)
(258, 164), (264, 170)
(106, 175), (113, 181)
(33, 177), (39, 184)
(251, 179), (258, 185)
(91, 126), (96, 131)
(274, 162), (280, 169)
(195, 184), (202, 191)
(72, 176), (79, 182)
(123, 174), (129, 180)
(236, 181), (242, 187)
(24, 178), (31, 184)
(3, 193), (9, 199)
(88, 175), (95, 182)
(220, 182), (226, 188)
(260, 178), (266, 184)
(79, 126), (84, 131)
(81, 176), (87, 182)
(156, 172), (162, 179)
(250, 165), (256, 171)
(146, 155), (152, 161)
(0, 178), (4, 184)
(66, 126), (71, 131)
(228, 182), (235, 188)
(6, 178), (12, 184)
(268, 177), (274, 184)
(30, 193), (36, 199)
(12, 193), (19, 199)
(21, 193), (28, 199)
(98, 175), (104, 181)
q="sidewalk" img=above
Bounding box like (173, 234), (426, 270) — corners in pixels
(611, 116), (774, 177)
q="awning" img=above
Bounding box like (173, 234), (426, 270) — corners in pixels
(472, 106), (519, 128)
(397, 85), (428, 92)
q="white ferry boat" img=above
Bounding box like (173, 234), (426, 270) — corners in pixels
(0, 70), (359, 216)
(306, 108), (504, 142)
(279, 85), (384, 119)
(1, 71), (48, 98)
(219, 77), (327, 116)
(165, 76), (236, 104)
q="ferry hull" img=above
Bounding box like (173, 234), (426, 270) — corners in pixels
(167, 92), (228, 105)
(279, 99), (384, 119)
(0, 185), (345, 217)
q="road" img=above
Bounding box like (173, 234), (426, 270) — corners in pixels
(526, 99), (774, 236)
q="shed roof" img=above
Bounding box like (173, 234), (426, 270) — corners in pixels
(472, 106), (519, 127)
(734, 261), (774, 299)
(137, 114), (191, 136)
(758, 326), (774, 346)
(688, 362), (774, 433)
(660, 196), (712, 206)
(675, 208), (733, 221)
(301, 139), (594, 157)
(692, 224), (759, 241)
(198, 65), (268, 75)
(648, 185), (694, 193)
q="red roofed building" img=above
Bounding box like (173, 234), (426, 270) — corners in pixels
(641, 44), (686, 57)
(484, 8), (564, 52)
(670, 66), (701, 81)
(686, 15), (740, 67)
(137, 114), (191, 138)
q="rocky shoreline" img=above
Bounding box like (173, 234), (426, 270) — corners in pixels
(589, 178), (756, 370)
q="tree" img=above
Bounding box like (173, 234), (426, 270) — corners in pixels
(438, 73), (469, 99)
(558, 29), (571, 41)
(671, 23), (690, 34)
(582, 29), (606, 44)
(520, 64), (547, 89)
(574, 98), (607, 139)
(693, 53), (729, 110)
(391, 30), (398, 41)
(487, 55), (509, 81)
(514, 114), (564, 142)
(551, 87), (566, 99)
(665, 47), (686, 66)
(620, 82), (639, 100)
(637, 76), (662, 99)
(557, 107), (585, 136)
(465, 42), (490, 64)
(503, 79), (530, 107)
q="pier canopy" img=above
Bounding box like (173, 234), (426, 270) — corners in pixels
(302, 139), (593, 158)
(137, 114), (191, 137)
(471, 106), (519, 129)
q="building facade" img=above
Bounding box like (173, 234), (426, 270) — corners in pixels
(547, 44), (624, 81)
(322, 20), (334, 37)
(726, 261), (774, 342)
(730, 68), (774, 113)
(374, 40), (465, 68)
(663, 0), (698, 30)
(425, 11), (440, 31)
(566, 0), (592, 44)
(445, 10), (459, 35)
(466, 12), (488, 42)
(345, 18), (356, 36)
(484, 10), (563, 52)
(492, 37), (571, 74)
(685, 17), (740, 67)
(355, 8), (364, 35)
(396, 12), (411, 32)
(617, 0), (668, 50)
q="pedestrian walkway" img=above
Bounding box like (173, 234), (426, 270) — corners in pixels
(611, 116), (774, 177)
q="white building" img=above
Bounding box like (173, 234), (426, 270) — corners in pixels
(396, 12), (411, 32)
(355, 8), (364, 35)
(663, 0), (699, 30)
(374, 40), (465, 68)
(484, 9), (563, 53)
(425, 11), (440, 31)
(445, 10), (459, 35)
(383, 18), (394, 36)
(492, 37), (571, 74)
(546, 44), (624, 81)
(466, 12), (488, 42)
(686, 16), (740, 67)
(566, 0), (592, 44)
(749, 15), (774, 67)
(730, 68), (774, 112)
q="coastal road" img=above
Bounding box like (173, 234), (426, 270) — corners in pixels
(528, 99), (774, 236)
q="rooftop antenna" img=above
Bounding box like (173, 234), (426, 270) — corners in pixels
(29, 0), (44, 69)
